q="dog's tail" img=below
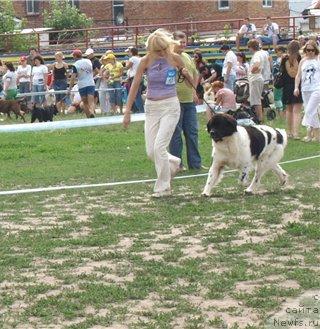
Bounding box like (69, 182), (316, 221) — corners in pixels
(276, 128), (287, 148)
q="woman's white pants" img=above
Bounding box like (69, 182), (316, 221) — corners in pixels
(144, 96), (181, 193)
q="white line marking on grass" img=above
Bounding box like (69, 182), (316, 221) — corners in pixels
(0, 155), (319, 196)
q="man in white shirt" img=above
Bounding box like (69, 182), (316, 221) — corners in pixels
(236, 18), (257, 51)
(247, 40), (265, 122)
(125, 46), (144, 113)
(220, 44), (237, 91)
(258, 16), (280, 49)
(260, 48), (273, 82)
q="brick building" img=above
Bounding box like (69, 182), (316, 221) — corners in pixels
(13, 0), (290, 30)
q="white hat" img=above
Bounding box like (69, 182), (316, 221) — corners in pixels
(125, 46), (133, 52)
(84, 48), (94, 56)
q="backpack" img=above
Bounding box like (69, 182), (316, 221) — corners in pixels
(234, 79), (249, 103)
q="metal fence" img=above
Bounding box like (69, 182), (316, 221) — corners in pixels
(0, 14), (319, 54)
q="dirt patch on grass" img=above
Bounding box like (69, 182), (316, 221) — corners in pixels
(282, 209), (304, 225)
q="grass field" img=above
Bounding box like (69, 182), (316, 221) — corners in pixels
(0, 114), (319, 329)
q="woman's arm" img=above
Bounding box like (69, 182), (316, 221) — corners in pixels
(126, 61), (133, 69)
(44, 73), (48, 89)
(3, 76), (10, 91)
(294, 58), (304, 96)
(123, 56), (147, 128)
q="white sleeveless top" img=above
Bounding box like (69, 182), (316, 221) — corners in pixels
(301, 58), (320, 92)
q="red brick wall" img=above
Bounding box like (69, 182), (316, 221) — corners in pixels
(12, 0), (290, 32)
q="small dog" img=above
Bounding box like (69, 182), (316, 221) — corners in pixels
(202, 113), (288, 196)
(31, 104), (58, 123)
(45, 89), (56, 106)
(0, 99), (26, 122)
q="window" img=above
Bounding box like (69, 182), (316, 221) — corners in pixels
(113, 0), (124, 25)
(262, 0), (272, 7)
(69, 0), (80, 9)
(26, 0), (40, 14)
(218, 0), (229, 10)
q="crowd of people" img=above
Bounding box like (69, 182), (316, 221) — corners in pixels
(0, 46), (144, 118)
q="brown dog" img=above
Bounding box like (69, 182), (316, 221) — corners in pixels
(0, 99), (27, 122)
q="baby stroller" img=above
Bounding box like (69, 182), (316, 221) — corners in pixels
(234, 78), (276, 123)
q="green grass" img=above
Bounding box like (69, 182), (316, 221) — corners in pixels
(0, 115), (319, 328)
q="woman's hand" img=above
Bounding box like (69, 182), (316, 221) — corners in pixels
(293, 88), (300, 97)
(180, 67), (188, 77)
(123, 111), (131, 129)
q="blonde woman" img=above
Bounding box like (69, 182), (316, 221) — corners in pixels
(294, 41), (320, 142)
(50, 52), (69, 113)
(123, 29), (192, 198)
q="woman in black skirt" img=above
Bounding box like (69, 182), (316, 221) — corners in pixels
(281, 40), (303, 139)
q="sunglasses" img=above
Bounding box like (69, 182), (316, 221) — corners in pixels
(306, 48), (315, 52)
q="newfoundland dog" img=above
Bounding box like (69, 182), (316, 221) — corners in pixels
(202, 114), (288, 196)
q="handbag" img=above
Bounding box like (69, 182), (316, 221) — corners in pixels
(273, 71), (284, 89)
(273, 58), (285, 89)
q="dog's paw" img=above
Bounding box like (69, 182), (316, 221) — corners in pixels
(201, 191), (211, 197)
(280, 174), (289, 186)
(244, 189), (254, 195)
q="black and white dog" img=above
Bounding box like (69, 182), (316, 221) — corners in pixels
(202, 114), (288, 196)
(31, 104), (58, 123)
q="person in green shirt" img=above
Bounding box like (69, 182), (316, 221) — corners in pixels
(169, 31), (202, 170)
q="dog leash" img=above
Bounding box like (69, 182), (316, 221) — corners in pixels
(178, 69), (216, 112)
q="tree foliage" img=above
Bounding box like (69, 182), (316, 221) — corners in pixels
(0, 0), (16, 33)
(43, 0), (93, 30)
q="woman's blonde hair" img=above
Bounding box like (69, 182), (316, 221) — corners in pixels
(55, 51), (64, 59)
(145, 29), (179, 55)
(303, 40), (319, 56)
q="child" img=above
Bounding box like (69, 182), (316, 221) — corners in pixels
(273, 46), (286, 119)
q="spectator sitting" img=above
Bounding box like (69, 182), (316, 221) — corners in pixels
(67, 84), (84, 114)
(257, 16), (280, 49)
(236, 17), (257, 51)
(206, 80), (236, 121)
(197, 65), (213, 102)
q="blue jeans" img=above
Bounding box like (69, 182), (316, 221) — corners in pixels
(169, 102), (201, 169)
(32, 84), (46, 105)
(108, 81), (122, 106)
(52, 79), (68, 102)
(129, 78), (144, 113)
(18, 82), (31, 103)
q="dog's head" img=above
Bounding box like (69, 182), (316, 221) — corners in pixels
(47, 104), (58, 116)
(45, 90), (56, 106)
(207, 113), (237, 142)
